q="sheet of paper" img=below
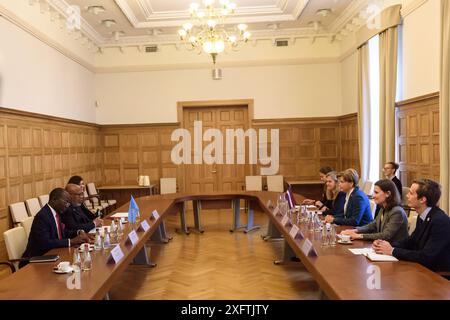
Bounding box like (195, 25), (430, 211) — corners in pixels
(111, 212), (129, 218)
(349, 248), (374, 255)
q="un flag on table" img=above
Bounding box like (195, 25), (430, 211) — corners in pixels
(128, 196), (139, 223)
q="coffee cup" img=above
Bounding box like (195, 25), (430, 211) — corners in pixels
(58, 261), (70, 272)
(341, 234), (351, 243)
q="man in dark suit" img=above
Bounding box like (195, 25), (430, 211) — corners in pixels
(20, 188), (91, 267)
(62, 184), (103, 234)
(373, 179), (450, 273)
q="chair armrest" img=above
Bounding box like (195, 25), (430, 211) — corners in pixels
(0, 261), (16, 273)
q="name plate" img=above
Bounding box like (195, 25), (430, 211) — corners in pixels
(126, 230), (139, 246)
(281, 214), (291, 227)
(301, 239), (318, 257)
(108, 245), (124, 264)
(138, 219), (150, 232)
(272, 207), (281, 216)
(289, 224), (304, 239)
(150, 210), (160, 220)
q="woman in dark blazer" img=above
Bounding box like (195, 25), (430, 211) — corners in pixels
(302, 166), (334, 209)
(324, 169), (373, 226)
(322, 171), (345, 218)
(341, 179), (408, 242)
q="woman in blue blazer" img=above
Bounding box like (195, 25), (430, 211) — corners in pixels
(324, 169), (373, 226)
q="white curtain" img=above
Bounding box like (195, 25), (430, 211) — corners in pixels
(440, 0), (450, 214)
(358, 44), (371, 182)
(379, 27), (399, 175)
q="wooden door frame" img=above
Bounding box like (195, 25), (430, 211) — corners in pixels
(177, 99), (255, 192)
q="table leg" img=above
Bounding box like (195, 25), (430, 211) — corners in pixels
(192, 200), (204, 233)
(230, 198), (247, 232)
(178, 202), (190, 235)
(274, 239), (298, 265)
(261, 220), (283, 241)
(244, 201), (260, 233)
(132, 245), (156, 267)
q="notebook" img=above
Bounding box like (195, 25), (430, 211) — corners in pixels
(29, 255), (59, 263)
(364, 252), (398, 262)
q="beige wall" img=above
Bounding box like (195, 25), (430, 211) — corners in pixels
(95, 63), (342, 124)
(340, 52), (358, 114)
(400, 0), (440, 100)
(0, 17), (96, 123)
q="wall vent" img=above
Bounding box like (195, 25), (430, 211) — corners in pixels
(275, 39), (289, 47)
(145, 45), (158, 53)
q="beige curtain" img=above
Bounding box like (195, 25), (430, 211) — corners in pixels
(358, 44), (371, 182)
(440, 0), (450, 214)
(379, 27), (399, 175)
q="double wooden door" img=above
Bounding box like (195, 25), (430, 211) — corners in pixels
(182, 106), (251, 193)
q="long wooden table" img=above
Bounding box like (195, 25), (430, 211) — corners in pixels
(0, 191), (448, 300)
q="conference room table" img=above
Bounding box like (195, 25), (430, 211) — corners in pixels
(0, 191), (448, 300)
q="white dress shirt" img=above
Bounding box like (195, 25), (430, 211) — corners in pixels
(343, 188), (355, 215)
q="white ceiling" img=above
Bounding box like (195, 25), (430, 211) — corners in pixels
(46, 0), (373, 48)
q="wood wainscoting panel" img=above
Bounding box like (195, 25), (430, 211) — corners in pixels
(100, 123), (181, 191)
(396, 92), (440, 187)
(0, 107), (102, 261)
(339, 114), (360, 173)
(253, 114), (358, 181)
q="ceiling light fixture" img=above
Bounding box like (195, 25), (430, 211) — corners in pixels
(316, 8), (331, 17)
(177, 1), (251, 67)
(87, 5), (106, 15)
(102, 19), (116, 28)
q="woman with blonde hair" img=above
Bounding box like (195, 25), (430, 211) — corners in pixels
(322, 171), (346, 218)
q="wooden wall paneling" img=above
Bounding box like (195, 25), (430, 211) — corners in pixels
(0, 108), (102, 261)
(339, 114), (360, 173)
(252, 116), (354, 182)
(396, 93), (440, 187)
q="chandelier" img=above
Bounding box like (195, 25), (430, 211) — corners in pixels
(177, 0), (251, 66)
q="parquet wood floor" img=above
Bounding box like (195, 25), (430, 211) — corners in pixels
(109, 209), (320, 300)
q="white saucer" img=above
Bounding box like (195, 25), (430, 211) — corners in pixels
(337, 240), (353, 245)
(53, 266), (74, 274)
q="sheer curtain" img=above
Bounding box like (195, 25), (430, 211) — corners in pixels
(440, 0), (450, 213)
(358, 44), (371, 182)
(379, 27), (399, 175)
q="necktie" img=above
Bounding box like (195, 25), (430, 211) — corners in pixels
(55, 212), (63, 240)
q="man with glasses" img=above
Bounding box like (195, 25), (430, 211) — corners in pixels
(62, 184), (103, 234)
(20, 188), (91, 267)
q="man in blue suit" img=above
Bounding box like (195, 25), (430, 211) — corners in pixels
(20, 188), (91, 267)
(325, 169), (373, 226)
(373, 179), (450, 273)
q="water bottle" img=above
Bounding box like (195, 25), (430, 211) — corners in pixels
(117, 219), (124, 238)
(110, 220), (117, 243)
(94, 229), (102, 251)
(309, 212), (315, 233)
(72, 249), (81, 272)
(82, 250), (92, 271)
(314, 212), (322, 233)
(103, 230), (111, 250)
(330, 224), (337, 246)
(321, 223), (329, 247)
